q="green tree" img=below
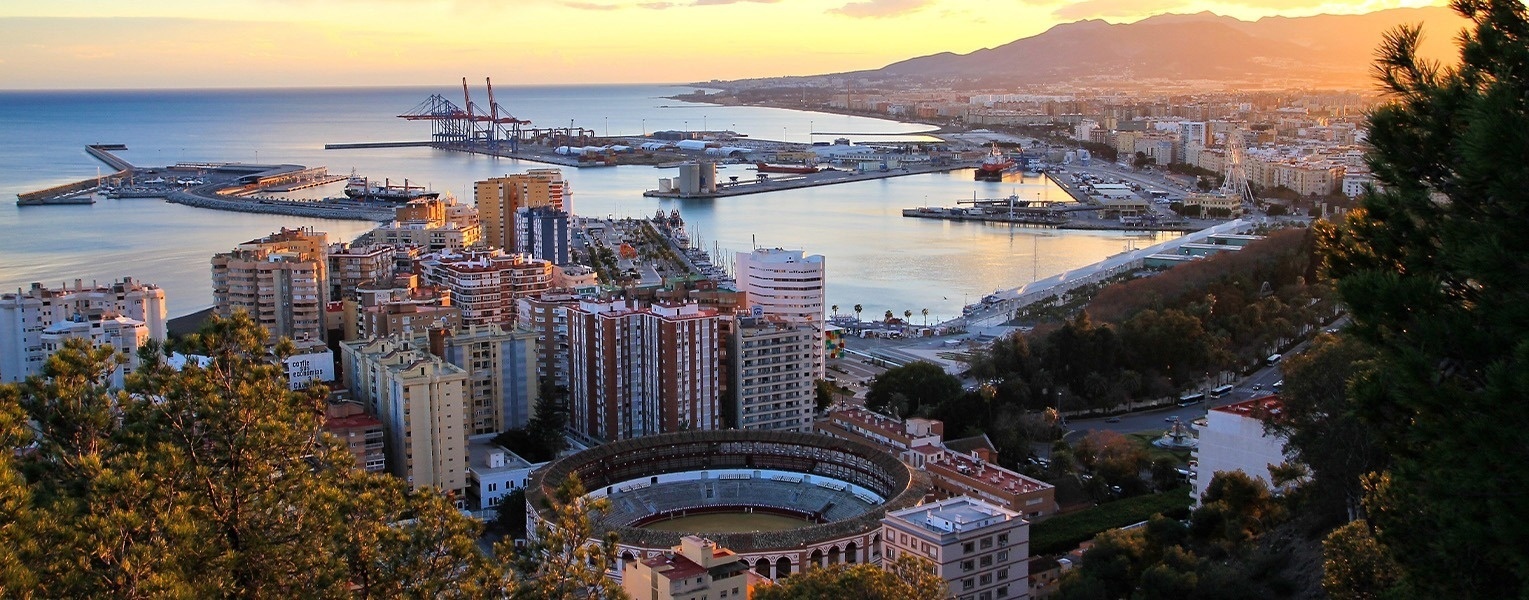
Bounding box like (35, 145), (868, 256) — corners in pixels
(865, 361), (962, 418)
(753, 554), (948, 600)
(1314, 1), (1529, 595)
(0, 313), (505, 598)
(1322, 519), (1406, 600)
(510, 473), (626, 600)
(853, 304), (863, 322)
(1189, 471), (1283, 554)
(1263, 334), (1384, 524)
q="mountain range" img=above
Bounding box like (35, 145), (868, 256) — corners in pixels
(792, 7), (1468, 88)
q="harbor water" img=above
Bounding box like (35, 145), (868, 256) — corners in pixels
(0, 85), (1176, 320)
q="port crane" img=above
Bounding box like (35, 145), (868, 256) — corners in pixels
(397, 77), (531, 151)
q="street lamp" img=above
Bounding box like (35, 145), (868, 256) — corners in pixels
(641, 118), (646, 137)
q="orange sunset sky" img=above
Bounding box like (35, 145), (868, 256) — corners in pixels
(0, 0), (1448, 89)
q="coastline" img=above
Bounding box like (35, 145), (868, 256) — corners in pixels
(665, 93), (949, 140)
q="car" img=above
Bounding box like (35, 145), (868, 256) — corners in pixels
(1326, 328), (1340, 334)
(1106, 417), (1121, 423)
(1253, 383), (1263, 391)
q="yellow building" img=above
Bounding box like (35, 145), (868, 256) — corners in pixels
(475, 169), (568, 251)
(340, 337), (470, 498)
(622, 536), (761, 600)
(1183, 192), (1245, 218)
(372, 196), (483, 251)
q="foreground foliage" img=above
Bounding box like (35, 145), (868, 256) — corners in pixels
(1315, 0), (1529, 596)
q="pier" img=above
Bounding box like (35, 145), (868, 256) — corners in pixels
(642, 162), (970, 199)
(323, 141), (436, 150)
(16, 144), (135, 205)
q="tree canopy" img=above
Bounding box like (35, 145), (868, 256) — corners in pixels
(0, 313), (504, 598)
(1315, 0), (1529, 596)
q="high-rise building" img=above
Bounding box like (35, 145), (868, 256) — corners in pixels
(340, 337), (469, 496)
(517, 291), (580, 391)
(881, 496), (1031, 600)
(475, 169), (569, 251)
(417, 249), (553, 327)
(731, 315), (816, 432)
(622, 536), (760, 600)
(515, 206), (571, 265)
(568, 299), (720, 441)
(211, 227), (328, 347)
(372, 196), (482, 251)
(327, 242), (394, 301)
(735, 248), (826, 376)
(430, 325), (541, 434)
(0, 277), (166, 382)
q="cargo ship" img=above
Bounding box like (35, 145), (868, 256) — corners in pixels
(974, 144), (1015, 181)
(343, 173), (439, 202)
(754, 162), (820, 174)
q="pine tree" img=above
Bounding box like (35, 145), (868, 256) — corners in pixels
(1316, 0), (1529, 595)
(0, 313), (508, 598)
(508, 473), (627, 600)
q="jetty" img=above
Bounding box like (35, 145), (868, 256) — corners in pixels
(16, 144), (134, 205)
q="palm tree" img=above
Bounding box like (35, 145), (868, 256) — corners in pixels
(904, 310), (913, 325)
(922, 308), (930, 325)
(884, 310), (894, 323)
(853, 304), (863, 322)
(831, 304), (840, 319)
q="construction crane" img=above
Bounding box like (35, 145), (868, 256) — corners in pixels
(485, 77), (530, 152)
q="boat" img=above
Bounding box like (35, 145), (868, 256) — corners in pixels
(754, 162), (820, 175)
(343, 173), (440, 202)
(974, 143), (1015, 181)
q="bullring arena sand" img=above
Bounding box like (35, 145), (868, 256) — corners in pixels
(640, 512), (812, 533)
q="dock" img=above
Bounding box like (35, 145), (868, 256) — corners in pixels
(263, 175), (349, 192)
(16, 144), (135, 205)
(323, 141), (436, 150)
(642, 162), (970, 199)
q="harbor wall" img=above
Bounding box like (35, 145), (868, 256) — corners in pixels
(167, 190), (393, 222)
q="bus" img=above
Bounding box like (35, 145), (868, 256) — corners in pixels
(1266, 353), (1283, 366)
(1209, 384), (1235, 398)
(1177, 392), (1206, 406)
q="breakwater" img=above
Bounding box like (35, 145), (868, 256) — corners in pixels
(167, 190), (393, 222)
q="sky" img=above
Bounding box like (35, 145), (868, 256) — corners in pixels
(0, 0), (1448, 89)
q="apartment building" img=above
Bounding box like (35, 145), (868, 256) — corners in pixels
(882, 496), (1031, 600)
(211, 227), (328, 347)
(568, 298), (721, 441)
(429, 325), (541, 434)
(340, 337), (469, 496)
(476, 169), (569, 251)
(372, 196), (482, 251)
(735, 248), (825, 377)
(731, 315), (817, 433)
(0, 277), (166, 382)
(327, 242), (394, 301)
(417, 249), (553, 327)
(323, 400), (387, 474)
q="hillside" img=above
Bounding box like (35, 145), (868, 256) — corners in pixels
(771, 7), (1467, 88)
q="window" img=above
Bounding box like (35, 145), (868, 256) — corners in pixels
(997, 533), (1009, 545)
(963, 578), (975, 591)
(963, 541), (975, 554)
(980, 556), (992, 567)
(997, 551), (1008, 561)
(961, 560), (975, 572)
(997, 568), (1008, 581)
(980, 536), (993, 549)
(997, 586), (1009, 598)
(980, 573), (992, 585)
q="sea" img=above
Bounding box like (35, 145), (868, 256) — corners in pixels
(0, 84), (1175, 321)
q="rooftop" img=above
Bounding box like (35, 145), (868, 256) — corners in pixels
(1211, 395), (1284, 419)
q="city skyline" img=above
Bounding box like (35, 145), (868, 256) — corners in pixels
(1, 0), (1446, 89)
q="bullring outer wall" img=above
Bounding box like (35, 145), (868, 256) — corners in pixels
(525, 430), (931, 581)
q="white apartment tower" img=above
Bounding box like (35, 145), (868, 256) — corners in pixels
(734, 248), (826, 377)
(0, 278), (167, 382)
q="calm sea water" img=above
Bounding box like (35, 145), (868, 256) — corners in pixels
(0, 85), (1172, 320)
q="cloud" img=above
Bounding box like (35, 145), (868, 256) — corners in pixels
(563, 1), (621, 8)
(692, 0), (781, 5)
(828, 0), (932, 18)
